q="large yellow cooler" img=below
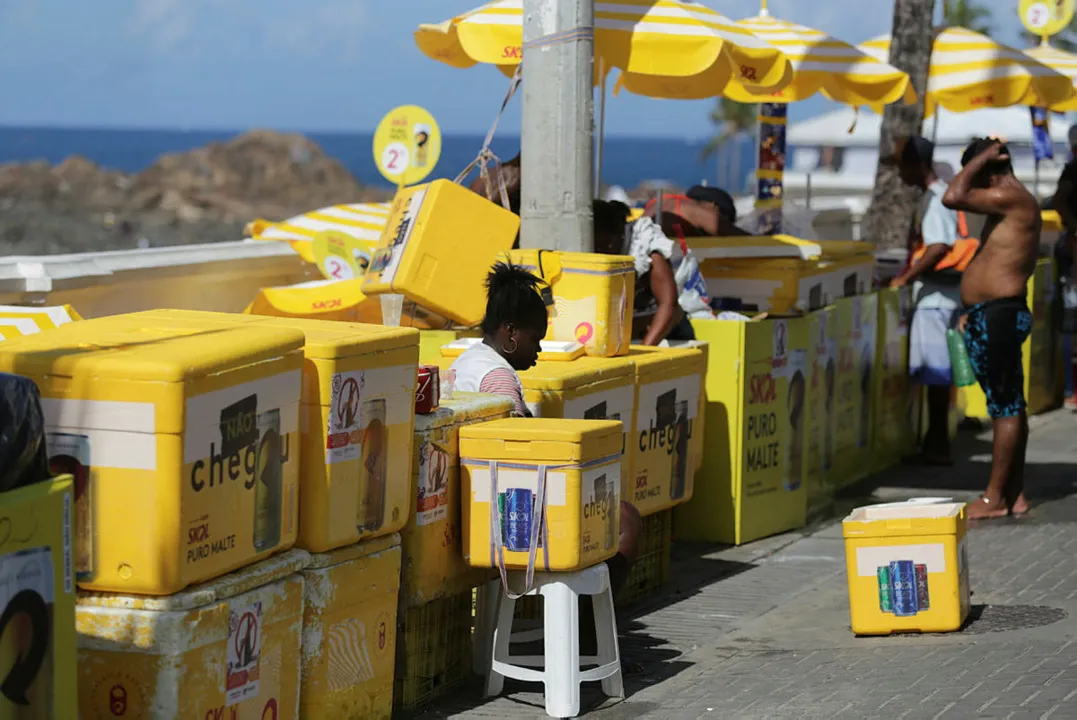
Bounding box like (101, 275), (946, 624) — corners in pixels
(460, 419), (622, 573)
(362, 180), (520, 328)
(0, 319), (304, 595)
(843, 501), (970, 635)
(517, 355), (636, 486)
(0, 304), (82, 340)
(872, 289), (915, 471)
(626, 346), (705, 516)
(832, 294), (879, 488)
(959, 258), (1064, 418)
(101, 310), (421, 553)
(677, 316), (809, 545)
(0, 476), (77, 720)
(300, 535), (401, 720)
(508, 249), (635, 357)
(76, 549), (308, 718)
(404, 393), (511, 606)
(805, 306), (838, 513)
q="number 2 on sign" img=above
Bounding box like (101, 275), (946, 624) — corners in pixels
(381, 142), (409, 176)
(323, 257), (354, 280)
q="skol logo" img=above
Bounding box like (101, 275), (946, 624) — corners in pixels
(502, 46), (522, 59)
(748, 372), (777, 405)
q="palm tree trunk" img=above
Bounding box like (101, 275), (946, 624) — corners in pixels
(862, 0), (936, 252)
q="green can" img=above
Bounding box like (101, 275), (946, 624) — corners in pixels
(946, 329), (978, 388)
(877, 565), (894, 613)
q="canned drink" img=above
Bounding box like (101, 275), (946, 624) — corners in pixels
(915, 564), (930, 610)
(415, 365), (440, 414)
(889, 560), (919, 617)
(253, 409), (282, 552)
(877, 566), (893, 613)
(502, 488), (538, 552)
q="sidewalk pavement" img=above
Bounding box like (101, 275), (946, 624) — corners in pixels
(420, 409), (1077, 720)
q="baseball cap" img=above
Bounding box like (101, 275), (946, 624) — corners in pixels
(687, 185), (737, 222)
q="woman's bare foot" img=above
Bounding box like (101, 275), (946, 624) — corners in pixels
(1010, 493), (1030, 516)
(967, 495), (1011, 520)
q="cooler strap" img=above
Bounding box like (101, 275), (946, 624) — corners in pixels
(453, 65), (523, 212)
(488, 460), (549, 600)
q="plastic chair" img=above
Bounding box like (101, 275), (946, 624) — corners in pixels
(475, 563), (624, 718)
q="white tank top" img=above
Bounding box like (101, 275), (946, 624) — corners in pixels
(448, 342), (524, 396)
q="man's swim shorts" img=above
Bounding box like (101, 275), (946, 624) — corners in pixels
(963, 296), (1033, 418)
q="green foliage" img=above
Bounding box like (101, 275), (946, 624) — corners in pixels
(702, 98), (757, 160)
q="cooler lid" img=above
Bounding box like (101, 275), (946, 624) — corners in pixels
(76, 549), (311, 611)
(252, 317), (418, 358)
(689, 235), (822, 261)
(626, 346), (705, 380)
(0, 320), (304, 383)
(442, 338), (585, 363)
(509, 249), (635, 275)
(519, 355), (635, 391)
(414, 392), (514, 433)
(459, 418), (623, 462)
(304, 533), (400, 570)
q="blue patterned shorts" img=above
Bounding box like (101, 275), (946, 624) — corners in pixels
(963, 296), (1033, 418)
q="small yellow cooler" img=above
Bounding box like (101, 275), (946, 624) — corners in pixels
(76, 549), (308, 718)
(0, 318), (304, 595)
(508, 249), (635, 357)
(460, 419), (622, 573)
(843, 501), (970, 635)
(404, 393), (512, 606)
(625, 346), (705, 515)
(0, 476), (77, 720)
(300, 535), (402, 720)
(362, 180), (520, 327)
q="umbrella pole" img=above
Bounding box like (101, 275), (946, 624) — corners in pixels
(931, 109), (940, 143)
(596, 57), (607, 192)
(1035, 158), (1041, 200)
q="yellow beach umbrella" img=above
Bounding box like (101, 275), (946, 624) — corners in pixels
(415, 0), (793, 95)
(249, 202), (390, 266)
(701, 12), (914, 106)
(859, 27), (1075, 116)
(1024, 43), (1077, 111)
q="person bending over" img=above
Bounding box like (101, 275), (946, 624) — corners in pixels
(943, 138), (1041, 519)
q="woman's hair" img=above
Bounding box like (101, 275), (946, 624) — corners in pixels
(481, 261), (548, 335)
(593, 199), (630, 237)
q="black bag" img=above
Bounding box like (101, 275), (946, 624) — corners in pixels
(0, 373), (50, 493)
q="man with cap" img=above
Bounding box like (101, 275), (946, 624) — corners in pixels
(1051, 126), (1077, 405)
(891, 136), (964, 465)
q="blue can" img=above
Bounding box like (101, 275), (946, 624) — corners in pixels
(502, 488), (535, 552)
(889, 560), (920, 616)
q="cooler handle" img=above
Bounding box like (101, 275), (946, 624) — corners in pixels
(489, 460), (551, 600)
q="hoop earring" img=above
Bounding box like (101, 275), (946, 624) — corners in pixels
(502, 337), (518, 355)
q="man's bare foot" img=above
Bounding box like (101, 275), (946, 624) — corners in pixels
(967, 495), (1011, 520)
(1010, 493), (1030, 516)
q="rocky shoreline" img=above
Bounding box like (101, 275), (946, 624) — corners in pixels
(0, 130), (392, 256)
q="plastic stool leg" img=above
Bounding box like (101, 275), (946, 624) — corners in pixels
(485, 587), (516, 698)
(592, 585), (624, 699)
(473, 580), (499, 676)
(541, 582), (581, 718)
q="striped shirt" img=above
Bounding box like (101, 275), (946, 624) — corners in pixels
(449, 342), (530, 417)
(478, 368), (529, 417)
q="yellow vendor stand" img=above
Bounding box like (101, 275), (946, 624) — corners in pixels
(676, 316), (809, 545)
(805, 305), (838, 515)
(958, 258), (1064, 418)
(872, 288), (916, 472)
(832, 294), (879, 489)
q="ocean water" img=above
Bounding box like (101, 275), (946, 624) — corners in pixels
(0, 126), (759, 194)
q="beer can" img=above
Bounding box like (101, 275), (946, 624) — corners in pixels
(877, 566), (893, 613)
(415, 365), (440, 414)
(915, 563), (930, 610)
(889, 560), (919, 617)
(502, 488), (535, 552)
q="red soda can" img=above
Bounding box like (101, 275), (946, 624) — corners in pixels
(415, 365), (440, 414)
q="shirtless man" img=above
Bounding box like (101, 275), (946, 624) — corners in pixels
(942, 138), (1040, 519)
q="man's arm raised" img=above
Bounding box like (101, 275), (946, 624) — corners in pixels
(942, 143), (1018, 215)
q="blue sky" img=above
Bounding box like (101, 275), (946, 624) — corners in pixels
(0, 0), (1034, 138)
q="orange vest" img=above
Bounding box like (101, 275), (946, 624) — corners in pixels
(910, 210), (980, 273)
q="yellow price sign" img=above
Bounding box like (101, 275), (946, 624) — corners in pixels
(1021, 0), (1076, 37)
(372, 105), (441, 187)
(312, 230), (362, 281)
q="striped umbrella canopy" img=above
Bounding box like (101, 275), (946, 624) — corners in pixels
(682, 12), (914, 106)
(1024, 43), (1077, 111)
(0, 305), (82, 341)
(414, 0), (794, 99)
(859, 27), (1075, 116)
(249, 202), (391, 266)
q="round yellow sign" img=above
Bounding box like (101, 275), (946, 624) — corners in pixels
(372, 105), (441, 187)
(311, 230), (362, 281)
(1020, 0), (1076, 37)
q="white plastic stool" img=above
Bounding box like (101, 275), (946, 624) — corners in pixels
(476, 563), (624, 718)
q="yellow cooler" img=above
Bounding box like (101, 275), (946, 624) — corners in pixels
(300, 535), (401, 720)
(76, 550), (308, 718)
(362, 180), (520, 328)
(626, 346), (705, 516)
(508, 249), (635, 357)
(0, 476), (77, 720)
(246, 278), (383, 324)
(0, 319), (304, 595)
(832, 294), (879, 488)
(843, 501), (970, 635)
(0, 304), (82, 340)
(405, 393), (512, 606)
(460, 419), (622, 573)
(805, 306), (838, 513)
